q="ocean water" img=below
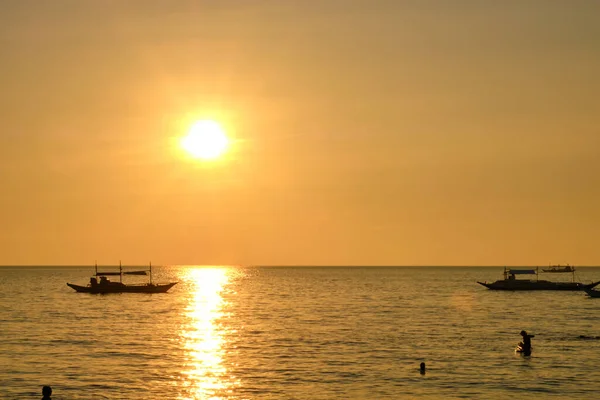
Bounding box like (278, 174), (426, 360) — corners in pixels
(1, 266), (600, 399)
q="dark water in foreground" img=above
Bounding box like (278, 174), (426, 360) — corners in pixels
(1, 266), (600, 399)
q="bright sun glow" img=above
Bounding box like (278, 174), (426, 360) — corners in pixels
(181, 120), (229, 160)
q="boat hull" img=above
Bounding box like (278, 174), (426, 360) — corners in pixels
(67, 282), (177, 294)
(477, 280), (600, 291)
(584, 288), (600, 298)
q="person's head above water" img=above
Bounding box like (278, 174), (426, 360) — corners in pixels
(42, 386), (52, 397)
(520, 330), (527, 336)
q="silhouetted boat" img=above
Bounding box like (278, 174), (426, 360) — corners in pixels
(584, 288), (600, 298)
(542, 264), (575, 273)
(67, 263), (177, 294)
(477, 267), (599, 291)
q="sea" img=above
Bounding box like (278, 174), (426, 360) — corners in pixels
(1, 266), (600, 399)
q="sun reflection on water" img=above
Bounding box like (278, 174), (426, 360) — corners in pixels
(179, 267), (233, 400)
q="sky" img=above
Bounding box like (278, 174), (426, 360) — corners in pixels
(1, 1), (599, 266)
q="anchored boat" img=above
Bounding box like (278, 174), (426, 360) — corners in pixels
(542, 264), (575, 273)
(477, 267), (599, 291)
(67, 263), (177, 294)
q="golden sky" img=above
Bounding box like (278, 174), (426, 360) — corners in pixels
(1, 1), (599, 266)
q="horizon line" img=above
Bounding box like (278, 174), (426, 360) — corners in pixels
(0, 264), (598, 268)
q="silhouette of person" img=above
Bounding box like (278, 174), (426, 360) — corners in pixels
(520, 330), (535, 355)
(42, 386), (52, 400)
(420, 362), (426, 374)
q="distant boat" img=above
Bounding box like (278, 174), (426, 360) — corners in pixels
(67, 263), (177, 294)
(542, 264), (575, 273)
(477, 267), (599, 291)
(584, 288), (600, 298)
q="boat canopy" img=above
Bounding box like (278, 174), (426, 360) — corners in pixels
(508, 269), (537, 275)
(96, 270), (148, 276)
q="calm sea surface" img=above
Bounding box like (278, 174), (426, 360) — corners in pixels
(1, 266), (600, 399)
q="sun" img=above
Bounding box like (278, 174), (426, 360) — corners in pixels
(181, 120), (229, 160)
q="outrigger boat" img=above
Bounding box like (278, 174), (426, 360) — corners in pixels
(542, 264), (575, 273)
(477, 267), (600, 291)
(67, 263), (177, 294)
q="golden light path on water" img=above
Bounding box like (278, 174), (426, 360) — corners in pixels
(179, 267), (235, 400)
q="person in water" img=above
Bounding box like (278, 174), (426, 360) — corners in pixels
(42, 386), (52, 400)
(420, 362), (426, 375)
(519, 330), (535, 354)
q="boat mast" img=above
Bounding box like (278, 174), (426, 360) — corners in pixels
(149, 262), (153, 285)
(120, 260), (122, 283)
